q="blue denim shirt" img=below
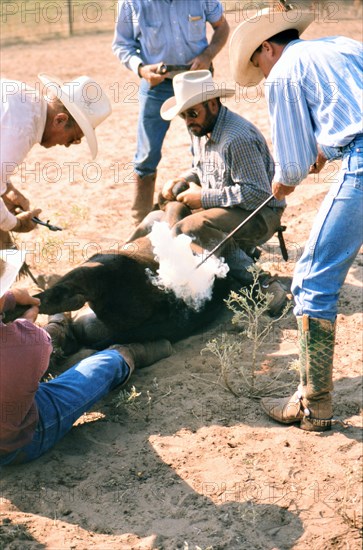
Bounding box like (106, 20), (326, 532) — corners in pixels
(112, 0), (224, 75)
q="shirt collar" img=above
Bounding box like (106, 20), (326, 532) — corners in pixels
(281, 38), (302, 55)
(208, 105), (227, 144)
(37, 96), (48, 144)
(266, 39), (302, 83)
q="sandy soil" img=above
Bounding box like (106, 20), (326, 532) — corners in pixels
(0, 8), (362, 550)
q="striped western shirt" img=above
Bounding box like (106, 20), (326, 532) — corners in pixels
(266, 36), (363, 186)
(183, 105), (285, 210)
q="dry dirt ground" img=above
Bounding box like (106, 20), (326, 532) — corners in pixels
(0, 8), (362, 550)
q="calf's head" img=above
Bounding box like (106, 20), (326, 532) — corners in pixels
(37, 260), (105, 314)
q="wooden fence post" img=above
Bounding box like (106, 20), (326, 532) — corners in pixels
(67, 0), (73, 36)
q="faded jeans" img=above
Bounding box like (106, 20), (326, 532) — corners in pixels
(171, 205), (284, 284)
(292, 135), (363, 322)
(0, 350), (129, 465)
(134, 78), (173, 177)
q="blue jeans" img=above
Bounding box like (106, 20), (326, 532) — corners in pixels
(292, 135), (363, 322)
(134, 78), (173, 177)
(0, 350), (130, 465)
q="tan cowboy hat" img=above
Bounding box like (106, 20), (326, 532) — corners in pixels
(160, 70), (235, 121)
(38, 74), (112, 159)
(0, 249), (26, 298)
(229, 8), (314, 87)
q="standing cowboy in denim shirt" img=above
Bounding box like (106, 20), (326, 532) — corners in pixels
(230, 7), (363, 431)
(112, 0), (229, 226)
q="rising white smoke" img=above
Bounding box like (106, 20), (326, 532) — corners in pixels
(147, 222), (229, 311)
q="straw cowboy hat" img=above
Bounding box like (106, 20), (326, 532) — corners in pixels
(38, 73), (112, 159)
(0, 249), (26, 298)
(229, 7), (314, 87)
(161, 70), (235, 121)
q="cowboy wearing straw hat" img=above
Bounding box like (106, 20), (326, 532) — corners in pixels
(0, 74), (112, 235)
(0, 249), (171, 465)
(130, 69), (287, 316)
(230, 5), (363, 430)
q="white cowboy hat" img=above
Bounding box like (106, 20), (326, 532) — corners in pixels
(229, 8), (314, 87)
(0, 249), (26, 298)
(38, 73), (112, 159)
(160, 70), (235, 121)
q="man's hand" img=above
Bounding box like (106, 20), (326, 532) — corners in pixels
(11, 288), (40, 307)
(13, 208), (42, 233)
(309, 149), (327, 174)
(177, 182), (202, 209)
(189, 15), (229, 71)
(139, 63), (166, 87)
(272, 182), (296, 201)
(21, 306), (39, 322)
(3, 182), (30, 212)
(161, 178), (189, 201)
(10, 288), (40, 323)
(189, 51), (213, 71)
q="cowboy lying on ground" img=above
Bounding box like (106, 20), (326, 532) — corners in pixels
(0, 74), (112, 235)
(0, 249), (172, 465)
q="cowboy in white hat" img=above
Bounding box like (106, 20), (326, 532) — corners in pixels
(130, 69), (287, 316)
(0, 74), (112, 235)
(230, 6), (363, 430)
(0, 248), (171, 465)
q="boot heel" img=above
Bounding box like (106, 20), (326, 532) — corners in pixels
(300, 416), (332, 432)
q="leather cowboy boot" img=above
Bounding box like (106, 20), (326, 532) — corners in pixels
(44, 313), (83, 372)
(258, 272), (288, 317)
(109, 339), (173, 385)
(130, 172), (157, 226)
(261, 314), (335, 431)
